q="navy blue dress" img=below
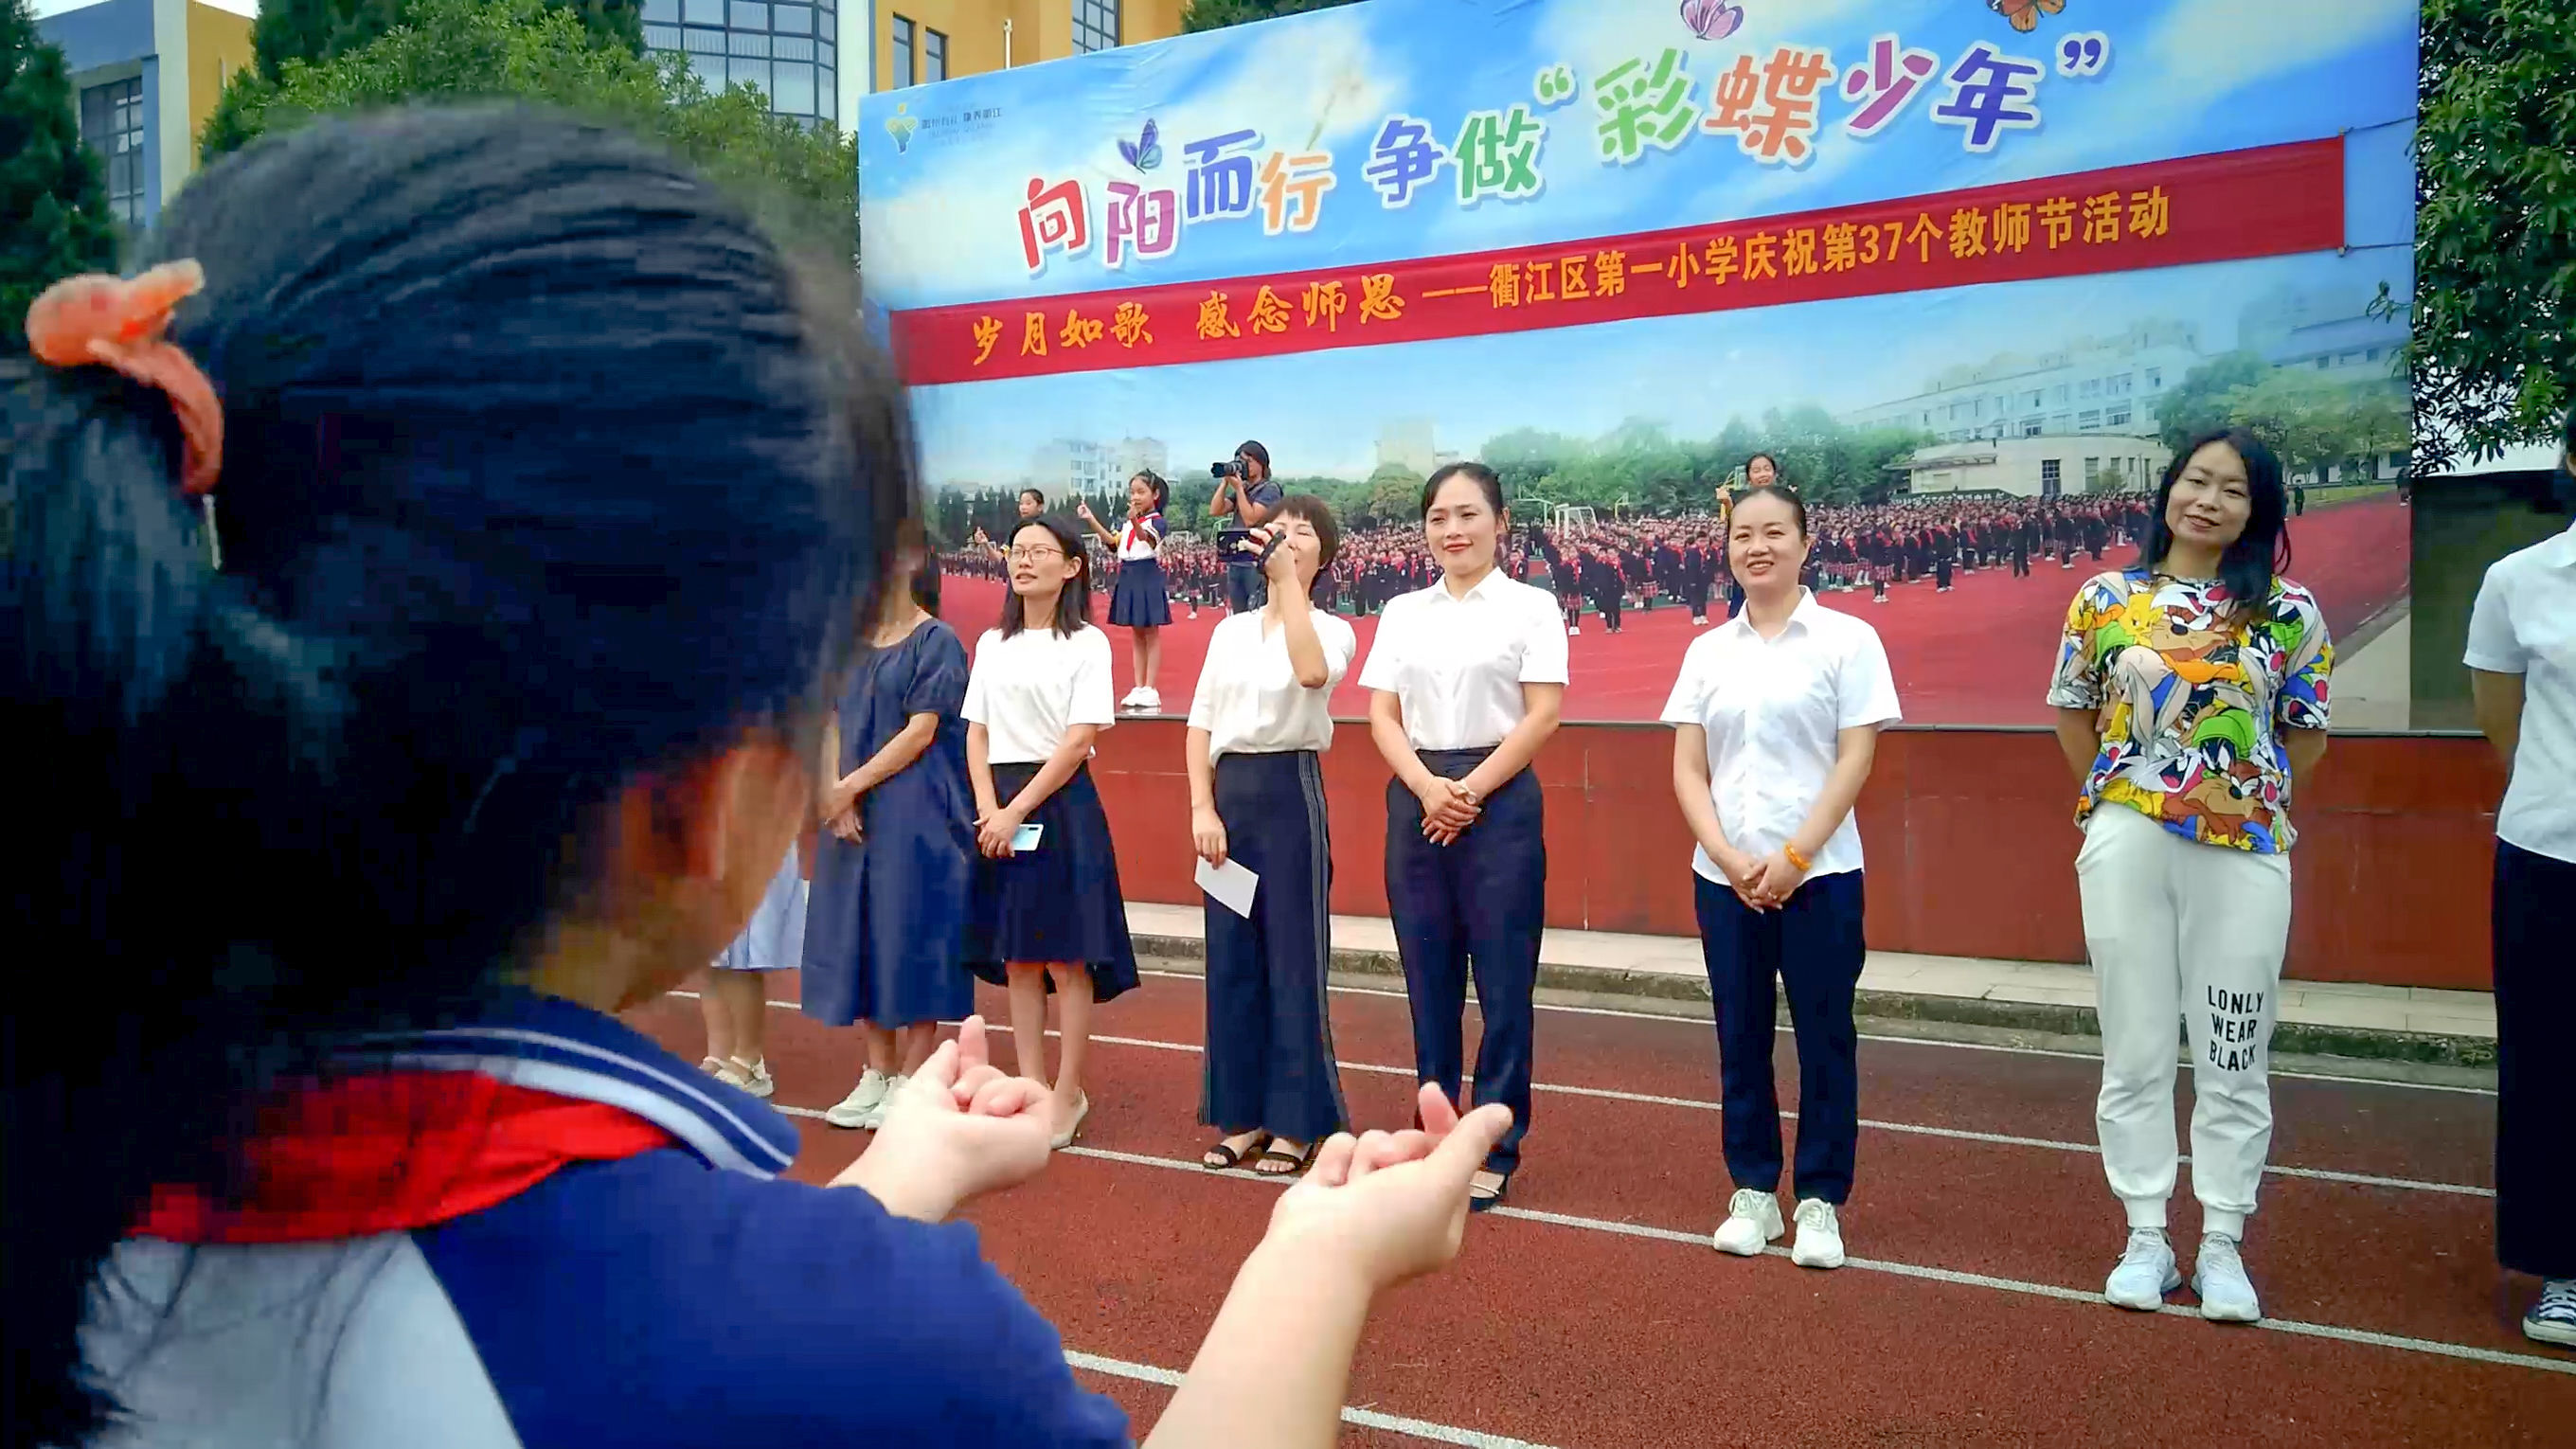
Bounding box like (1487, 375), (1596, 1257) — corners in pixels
(800, 618), (976, 1029)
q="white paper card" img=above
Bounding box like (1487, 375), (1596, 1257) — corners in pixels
(1194, 856), (1259, 919)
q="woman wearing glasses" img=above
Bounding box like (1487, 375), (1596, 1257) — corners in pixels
(1361, 463), (1567, 1211)
(963, 515), (1140, 1148)
(1186, 497), (1359, 1178)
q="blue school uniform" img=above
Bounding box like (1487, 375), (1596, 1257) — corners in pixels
(82, 990), (1133, 1447)
(802, 618), (977, 1029)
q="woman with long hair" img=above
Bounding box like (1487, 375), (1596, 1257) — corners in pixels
(5, 105), (1512, 1449)
(1668, 482), (1899, 1271)
(1361, 463), (1567, 1210)
(963, 514), (1140, 1147)
(805, 521), (976, 1130)
(1186, 496), (1358, 1177)
(2463, 401), (2576, 1347)
(1081, 469), (1173, 713)
(2048, 427), (2332, 1326)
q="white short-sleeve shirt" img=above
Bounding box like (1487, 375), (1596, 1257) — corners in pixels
(1356, 569), (1570, 752)
(1187, 608), (1358, 760)
(1660, 590), (1902, 882)
(2464, 519), (2576, 864)
(962, 624), (1118, 765)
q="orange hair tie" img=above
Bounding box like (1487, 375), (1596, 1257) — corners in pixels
(26, 260), (224, 497)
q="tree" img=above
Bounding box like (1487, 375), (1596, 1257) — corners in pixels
(2223, 369), (2367, 486)
(201, 0), (854, 266)
(1182, 0), (1368, 34)
(0, 0), (121, 349)
(204, 0), (643, 158)
(2400, 0), (2576, 470)
(2156, 350), (2273, 455)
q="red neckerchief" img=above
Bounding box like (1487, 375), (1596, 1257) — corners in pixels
(138, 1070), (674, 1244)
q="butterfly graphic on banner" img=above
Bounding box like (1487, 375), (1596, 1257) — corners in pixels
(1991, 0), (2067, 32)
(1118, 118), (1164, 171)
(1678, 0), (1743, 41)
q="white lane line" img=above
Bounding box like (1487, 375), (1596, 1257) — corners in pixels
(1035, 1135), (2576, 1381)
(1134, 970), (2502, 1097)
(1064, 1351), (1564, 1449)
(671, 995), (2492, 1195)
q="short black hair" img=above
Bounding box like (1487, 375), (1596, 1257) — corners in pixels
(1274, 493), (1342, 568)
(1235, 440), (1270, 474)
(1019, 487), (1046, 508)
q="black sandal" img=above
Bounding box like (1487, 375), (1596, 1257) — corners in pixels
(1468, 1172), (1511, 1213)
(1202, 1133), (1271, 1171)
(1251, 1139), (1320, 1178)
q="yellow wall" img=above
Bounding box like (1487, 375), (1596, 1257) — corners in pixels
(183, 0), (252, 149)
(875, 0), (1184, 91)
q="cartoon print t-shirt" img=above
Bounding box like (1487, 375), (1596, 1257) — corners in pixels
(2047, 568), (2333, 854)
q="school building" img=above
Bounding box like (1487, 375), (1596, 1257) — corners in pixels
(1894, 434), (2174, 499)
(36, 0), (253, 231)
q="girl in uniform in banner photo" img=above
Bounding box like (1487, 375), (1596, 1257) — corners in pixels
(1186, 497), (1360, 1178)
(1081, 470), (1173, 714)
(1664, 483), (1901, 1272)
(2048, 427), (2331, 1328)
(963, 514), (1141, 1149)
(1361, 463), (1567, 1211)
(803, 523), (976, 1132)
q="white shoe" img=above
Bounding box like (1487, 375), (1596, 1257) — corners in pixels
(2524, 1279), (2576, 1348)
(1712, 1188), (1783, 1256)
(715, 1057), (773, 1100)
(1049, 1092), (1091, 1150)
(1131, 687), (1161, 713)
(2193, 1233), (2263, 1323)
(1117, 687), (1143, 708)
(860, 1073), (907, 1130)
(1790, 1198), (1845, 1269)
(2104, 1226), (2180, 1310)
(823, 1068), (890, 1129)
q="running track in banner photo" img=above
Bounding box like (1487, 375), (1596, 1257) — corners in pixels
(941, 492), (2411, 724)
(634, 963), (2573, 1449)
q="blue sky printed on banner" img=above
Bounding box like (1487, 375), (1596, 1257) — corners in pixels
(857, 0), (2417, 488)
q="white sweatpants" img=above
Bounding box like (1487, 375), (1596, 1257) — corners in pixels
(2076, 804), (2293, 1238)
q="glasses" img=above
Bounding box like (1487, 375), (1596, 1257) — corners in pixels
(1007, 546), (1065, 564)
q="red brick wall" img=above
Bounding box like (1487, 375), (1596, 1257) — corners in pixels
(1089, 721), (2505, 991)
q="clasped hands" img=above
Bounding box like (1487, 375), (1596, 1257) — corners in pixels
(1412, 776), (1480, 845)
(974, 801), (1027, 858)
(1713, 843), (1811, 912)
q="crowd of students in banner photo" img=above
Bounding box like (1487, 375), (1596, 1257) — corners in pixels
(11, 110), (2571, 1449)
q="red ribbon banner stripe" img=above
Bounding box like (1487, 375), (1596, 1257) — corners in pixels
(890, 137), (2344, 388)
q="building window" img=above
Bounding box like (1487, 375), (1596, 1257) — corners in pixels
(2052, 384), (2070, 404)
(2026, 389), (2044, 408)
(1072, 0), (1118, 52)
(890, 13), (914, 85)
(2040, 458), (2062, 496)
(2105, 403), (2133, 428)
(2049, 413), (2071, 432)
(922, 27), (945, 81)
(2078, 409), (2102, 430)
(2084, 457), (2102, 487)
(80, 78), (146, 225)
(2022, 418), (2045, 438)
(2080, 378), (2101, 398)
(2144, 367), (2163, 388)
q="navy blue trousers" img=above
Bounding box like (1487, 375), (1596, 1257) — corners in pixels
(1202, 751), (1347, 1143)
(2496, 839), (2576, 1279)
(1695, 869), (1867, 1205)
(1386, 751), (1543, 1174)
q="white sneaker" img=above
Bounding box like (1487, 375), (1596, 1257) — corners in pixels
(1790, 1198), (1845, 1269)
(1117, 687), (1143, 708)
(1712, 1188), (1783, 1256)
(2104, 1226), (2180, 1310)
(2193, 1233), (2262, 1323)
(2522, 1279), (2576, 1348)
(1131, 687), (1161, 713)
(860, 1073), (907, 1130)
(822, 1068), (890, 1129)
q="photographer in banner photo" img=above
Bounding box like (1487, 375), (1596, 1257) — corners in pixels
(1209, 439), (1284, 615)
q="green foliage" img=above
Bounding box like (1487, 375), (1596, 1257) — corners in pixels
(1181, 0), (1368, 35)
(247, 0), (639, 80)
(1477, 411), (1923, 514)
(200, 0), (854, 265)
(0, 0), (121, 349)
(2156, 351), (2272, 456)
(2402, 0), (2576, 468)
(2166, 353), (2410, 486)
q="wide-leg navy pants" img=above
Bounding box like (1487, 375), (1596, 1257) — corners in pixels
(1201, 750), (1347, 1144)
(1386, 749), (1544, 1174)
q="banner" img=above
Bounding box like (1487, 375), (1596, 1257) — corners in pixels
(860, 0), (2420, 726)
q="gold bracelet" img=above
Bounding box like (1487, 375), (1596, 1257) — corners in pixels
(1783, 844), (1812, 872)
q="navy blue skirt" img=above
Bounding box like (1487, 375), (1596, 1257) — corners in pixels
(1109, 557), (1172, 628)
(965, 762), (1140, 1002)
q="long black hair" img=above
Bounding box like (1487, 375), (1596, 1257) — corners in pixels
(2139, 427), (2292, 623)
(998, 514), (1092, 638)
(1, 106), (906, 1448)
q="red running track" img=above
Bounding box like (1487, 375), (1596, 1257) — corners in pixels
(632, 962), (2572, 1448)
(943, 492), (2412, 724)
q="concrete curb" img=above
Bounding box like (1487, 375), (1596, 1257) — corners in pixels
(1131, 933), (2499, 1072)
